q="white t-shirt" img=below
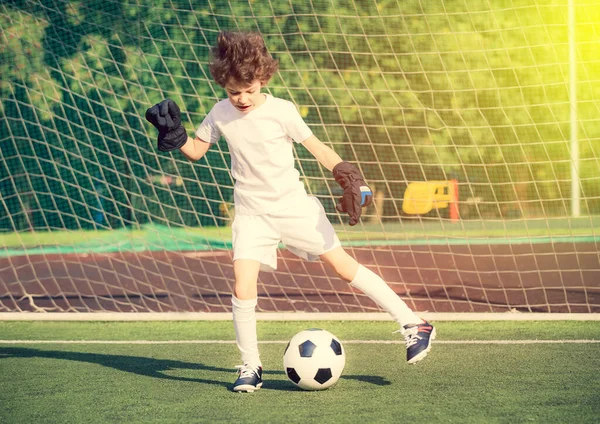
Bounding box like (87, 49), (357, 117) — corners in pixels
(195, 94), (313, 215)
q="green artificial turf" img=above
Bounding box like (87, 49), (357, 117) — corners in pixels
(1, 321), (599, 423)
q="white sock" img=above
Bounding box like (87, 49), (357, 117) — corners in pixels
(350, 265), (422, 327)
(232, 295), (261, 367)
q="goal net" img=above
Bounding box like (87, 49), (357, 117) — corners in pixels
(1, 0), (599, 315)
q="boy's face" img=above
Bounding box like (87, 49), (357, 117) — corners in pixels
(225, 80), (265, 113)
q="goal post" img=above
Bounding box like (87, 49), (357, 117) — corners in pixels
(1, 0), (599, 317)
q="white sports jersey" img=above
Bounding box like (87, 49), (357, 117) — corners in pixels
(195, 94), (313, 215)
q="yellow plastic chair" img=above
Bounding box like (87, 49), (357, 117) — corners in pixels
(402, 181), (455, 215)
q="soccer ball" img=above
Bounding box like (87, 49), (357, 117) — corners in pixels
(283, 328), (346, 390)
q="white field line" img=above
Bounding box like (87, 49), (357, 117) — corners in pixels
(0, 339), (598, 345)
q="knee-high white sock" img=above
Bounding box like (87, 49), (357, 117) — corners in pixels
(232, 295), (261, 367)
(350, 265), (422, 327)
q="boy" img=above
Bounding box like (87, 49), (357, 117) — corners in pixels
(146, 31), (435, 393)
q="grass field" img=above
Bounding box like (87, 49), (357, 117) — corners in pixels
(1, 321), (599, 423)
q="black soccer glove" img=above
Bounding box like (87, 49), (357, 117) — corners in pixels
(332, 161), (373, 226)
(145, 99), (188, 152)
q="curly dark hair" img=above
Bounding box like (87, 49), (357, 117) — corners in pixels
(209, 31), (279, 87)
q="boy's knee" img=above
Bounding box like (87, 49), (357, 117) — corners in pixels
(234, 280), (258, 300)
(233, 259), (261, 299)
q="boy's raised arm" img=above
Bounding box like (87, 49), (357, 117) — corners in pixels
(145, 98), (211, 161)
(179, 136), (211, 161)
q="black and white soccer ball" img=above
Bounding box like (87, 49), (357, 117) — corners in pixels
(283, 328), (346, 390)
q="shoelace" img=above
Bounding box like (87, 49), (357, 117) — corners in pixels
(235, 364), (259, 378)
(394, 326), (422, 349)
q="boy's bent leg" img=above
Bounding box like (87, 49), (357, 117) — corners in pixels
(320, 247), (435, 364)
(232, 259), (263, 391)
(350, 263), (436, 364)
(320, 247), (422, 326)
(350, 262), (422, 326)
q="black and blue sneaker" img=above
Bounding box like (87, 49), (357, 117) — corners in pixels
(233, 364), (263, 392)
(399, 322), (436, 364)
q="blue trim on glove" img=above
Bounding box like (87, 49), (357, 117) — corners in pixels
(360, 186), (373, 206)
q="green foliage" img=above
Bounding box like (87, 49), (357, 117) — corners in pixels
(1, 0), (599, 231)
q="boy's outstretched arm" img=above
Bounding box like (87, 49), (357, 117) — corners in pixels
(145, 99), (211, 161)
(301, 135), (373, 225)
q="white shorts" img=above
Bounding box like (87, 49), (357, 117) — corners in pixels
(232, 196), (341, 271)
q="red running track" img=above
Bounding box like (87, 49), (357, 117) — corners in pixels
(1, 242), (598, 314)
